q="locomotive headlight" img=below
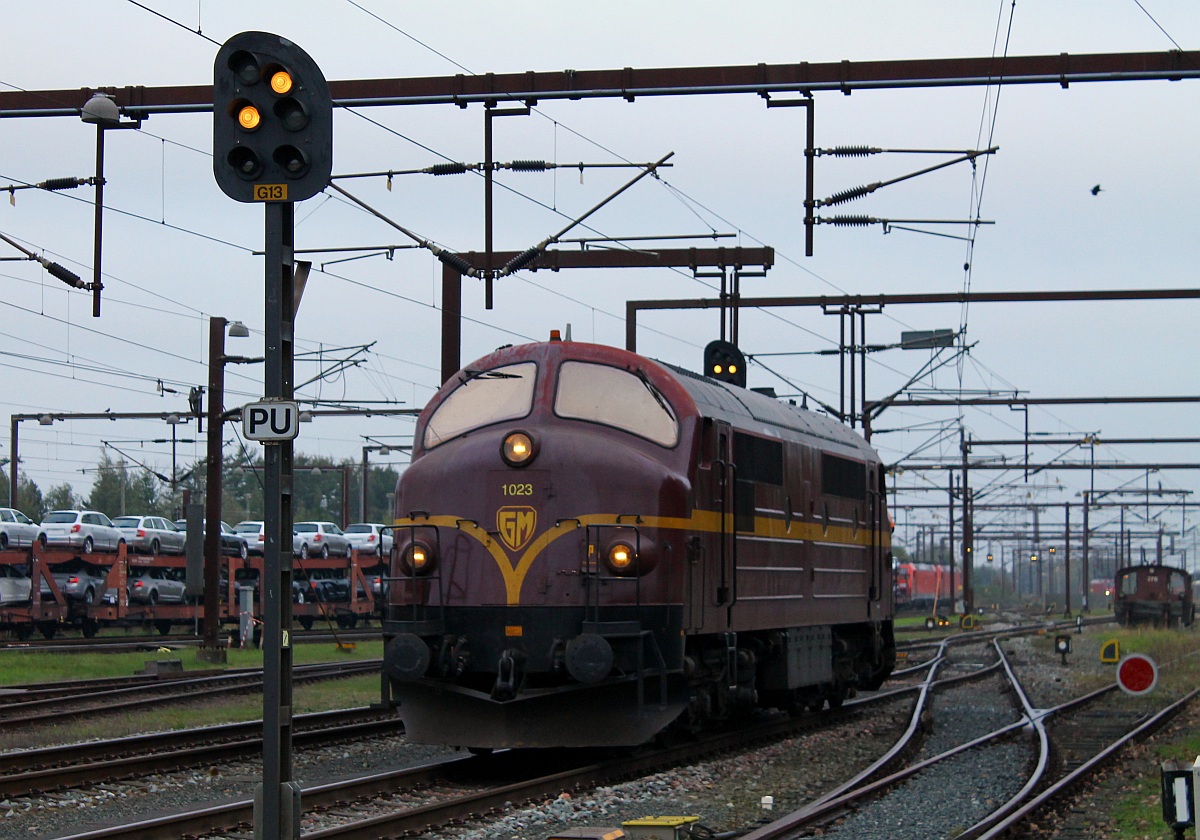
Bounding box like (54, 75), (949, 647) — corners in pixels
(601, 538), (659, 576)
(609, 543), (633, 569)
(400, 541), (437, 575)
(501, 430), (537, 467)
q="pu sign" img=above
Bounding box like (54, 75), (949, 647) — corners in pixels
(243, 400), (301, 442)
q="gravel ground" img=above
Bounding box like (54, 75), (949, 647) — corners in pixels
(0, 627), (1181, 840)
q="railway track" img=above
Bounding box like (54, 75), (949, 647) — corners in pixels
(0, 659), (379, 726)
(0, 707), (401, 798)
(731, 637), (1195, 840)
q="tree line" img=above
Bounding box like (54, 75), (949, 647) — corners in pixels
(2, 450), (404, 526)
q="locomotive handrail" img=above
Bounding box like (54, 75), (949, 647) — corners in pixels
(453, 519), (479, 530)
(555, 518), (583, 529)
(616, 514), (644, 524)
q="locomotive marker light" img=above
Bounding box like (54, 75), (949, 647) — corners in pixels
(1116, 652), (1159, 695)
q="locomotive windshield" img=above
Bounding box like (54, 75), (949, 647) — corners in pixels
(554, 361), (679, 446)
(423, 362), (537, 448)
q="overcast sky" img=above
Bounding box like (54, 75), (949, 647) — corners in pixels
(1, 1), (1197, 555)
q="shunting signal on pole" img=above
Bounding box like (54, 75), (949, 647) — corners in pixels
(213, 31), (332, 203)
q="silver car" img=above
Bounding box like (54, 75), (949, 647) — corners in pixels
(0, 507), (46, 550)
(44, 558), (111, 604)
(40, 510), (125, 554)
(293, 521), (352, 559)
(127, 566), (187, 604)
(113, 515), (186, 555)
(344, 523), (393, 557)
(0, 564), (31, 605)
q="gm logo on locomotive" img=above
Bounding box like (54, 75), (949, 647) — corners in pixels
(497, 506), (537, 553)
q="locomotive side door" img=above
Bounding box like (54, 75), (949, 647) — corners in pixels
(687, 418), (735, 632)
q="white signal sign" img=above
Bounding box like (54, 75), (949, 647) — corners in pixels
(243, 400), (301, 442)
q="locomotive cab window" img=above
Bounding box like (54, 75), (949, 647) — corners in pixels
(423, 362), (537, 449)
(554, 361), (679, 447)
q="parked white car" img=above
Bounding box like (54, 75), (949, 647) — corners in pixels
(113, 515), (186, 555)
(0, 507), (46, 550)
(40, 510), (125, 554)
(233, 520), (305, 557)
(293, 521), (352, 559)
(344, 523), (393, 557)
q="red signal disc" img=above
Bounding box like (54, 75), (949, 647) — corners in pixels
(1116, 653), (1158, 695)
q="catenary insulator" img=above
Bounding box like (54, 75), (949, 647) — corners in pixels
(509, 160), (547, 171)
(825, 146), (880, 157)
(428, 162), (468, 176)
(503, 246), (541, 274)
(824, 215), (874, 226)
(821, 184), (875, 206)
(38, 177), (85, 191)
(436, 251), (476, 276)
(41, 259), (86, 289)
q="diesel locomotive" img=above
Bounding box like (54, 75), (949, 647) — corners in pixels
(381, 335), (895, 749)
(1114, 562), (1194, 628)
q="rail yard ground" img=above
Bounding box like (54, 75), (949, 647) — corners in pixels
(0, 621), (1197, 839)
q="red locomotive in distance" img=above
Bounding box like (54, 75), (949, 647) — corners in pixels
(381, 336), (896, 750)
(1114, 563), (1194, 628)
(893, 562), (959, 612)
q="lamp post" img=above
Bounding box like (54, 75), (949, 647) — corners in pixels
(80, 92), (140, 318)
(201, 316), (252, 663)
(360, 443), (391, 522)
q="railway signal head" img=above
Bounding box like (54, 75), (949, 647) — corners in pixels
(704, 340), (747, 388)
(213, 31), (332, 203)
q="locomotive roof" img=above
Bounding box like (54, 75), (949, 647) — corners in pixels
(655, 359), (878, 461)
(437, 340), (878, 463)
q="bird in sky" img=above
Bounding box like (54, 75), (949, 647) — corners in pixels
(1091, 184), (1103, 196)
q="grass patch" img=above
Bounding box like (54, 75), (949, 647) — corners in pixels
(0, 639), (383, 686)
(0, 673), (384, 752)
(0, 640), (387, 753)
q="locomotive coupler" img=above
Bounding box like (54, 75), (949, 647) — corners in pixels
(491, 648), (524, 700)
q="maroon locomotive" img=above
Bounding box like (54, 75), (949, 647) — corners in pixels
(381, 335), (896, 749)
(1114, 563), (1194, 628)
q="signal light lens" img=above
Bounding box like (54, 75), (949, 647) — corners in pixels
(228, 147), (263, 181)
(275, 98), (309, 131)
(273, 145), (310, 177)
(501, 431), (536, 467)
(228, 50), (260, 85)
(237, 105), (261, 131)
(270, 70), (293, 95)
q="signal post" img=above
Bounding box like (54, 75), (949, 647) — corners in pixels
(213, 31), (332, 840)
